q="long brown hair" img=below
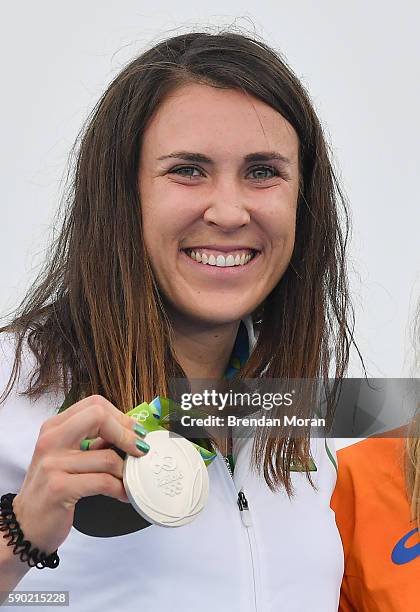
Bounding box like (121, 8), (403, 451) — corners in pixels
(405, 301), (420, 528)
(0, 27), (357, 493)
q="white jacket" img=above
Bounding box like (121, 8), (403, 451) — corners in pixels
(0, 322), (343, 611)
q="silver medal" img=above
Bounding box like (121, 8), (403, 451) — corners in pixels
(123, 430), (209, 527)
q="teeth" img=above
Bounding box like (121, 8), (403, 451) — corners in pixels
(226, 255), (235, 266)
(184, 249), (256, 267)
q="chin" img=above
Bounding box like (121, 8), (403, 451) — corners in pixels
(179, 303), (251, 327)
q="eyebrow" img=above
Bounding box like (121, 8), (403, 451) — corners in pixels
(156, 150), (292, 166)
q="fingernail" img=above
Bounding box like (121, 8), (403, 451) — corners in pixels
(133, 423), (147, 437)
(135, 439), (150, 454)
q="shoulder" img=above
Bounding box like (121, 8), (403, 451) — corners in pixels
(331, 432), (407, 519)
(0, 331), (27, 401)
(0, 330), (64, 407)
(0, 331), (35, 394)
(306, 436), (339, 497)
(0, 331), (64, 490)
(336, 432), (407, 477)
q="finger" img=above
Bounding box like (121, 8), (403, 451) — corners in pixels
(54, 473), (130, 506)
(80, 429), (147, 453)
(44, 407), (150, 457)
(45, 448), (126, 480)
(47, 394), (138, 432)
(82, 437), (111, 451)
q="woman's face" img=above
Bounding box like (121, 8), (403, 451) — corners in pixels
(138, 83), (300, 326)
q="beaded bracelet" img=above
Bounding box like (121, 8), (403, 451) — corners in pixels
(0, 494), (60, 569)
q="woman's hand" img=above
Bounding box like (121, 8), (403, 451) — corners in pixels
(12, 394), (149, 555)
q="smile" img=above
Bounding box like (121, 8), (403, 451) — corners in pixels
(182, 248), (258, 268)
(179, 248), (262, 277)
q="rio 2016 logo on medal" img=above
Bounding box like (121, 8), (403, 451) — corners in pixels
(150, 451), (184, 497)
(123, 430), (209, 527)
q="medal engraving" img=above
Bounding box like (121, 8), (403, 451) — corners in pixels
(123, 430), (209, 526)
(150, 450), (184, 496)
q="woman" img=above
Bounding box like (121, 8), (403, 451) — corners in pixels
(331, 307), (420, 611)
(0, 30), (354, 610)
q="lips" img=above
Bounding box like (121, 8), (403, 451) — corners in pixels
(181, 245), (261, 252)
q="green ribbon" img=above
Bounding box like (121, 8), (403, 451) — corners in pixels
(75, 396), (217, 466)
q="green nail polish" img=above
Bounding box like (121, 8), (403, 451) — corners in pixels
(135, 439), (150, 454)
(133, 423), (147, 437)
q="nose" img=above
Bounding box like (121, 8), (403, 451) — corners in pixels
(203, 183), (251, 230)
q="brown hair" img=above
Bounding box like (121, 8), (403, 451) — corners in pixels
(406, 418), (420, 530)
(405, 301), (420, 528)
(0, 27), (357, 494)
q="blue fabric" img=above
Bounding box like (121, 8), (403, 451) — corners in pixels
(223, 320), (250, 380)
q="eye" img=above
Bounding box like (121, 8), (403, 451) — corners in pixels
(247, 165), (280, 181)
(169, 166), (203, 179)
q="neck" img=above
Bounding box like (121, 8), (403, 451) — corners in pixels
(168, 310), (242, 456)
(169, 311), (241, 381)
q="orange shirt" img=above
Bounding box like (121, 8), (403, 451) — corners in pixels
(331, 434), (420, 611)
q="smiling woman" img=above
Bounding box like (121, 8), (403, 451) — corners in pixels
(139, 84), (299, 337)
(0, 29), (355, 611)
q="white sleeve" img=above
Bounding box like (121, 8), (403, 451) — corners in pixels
(0, 333), (64, 494)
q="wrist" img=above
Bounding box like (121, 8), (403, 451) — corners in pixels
(0, 494), (60, 570)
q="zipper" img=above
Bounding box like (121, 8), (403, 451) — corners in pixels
(214, 445), (259, 611)
(221, 452), (251, 524)
(237, 491), (252, 527)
